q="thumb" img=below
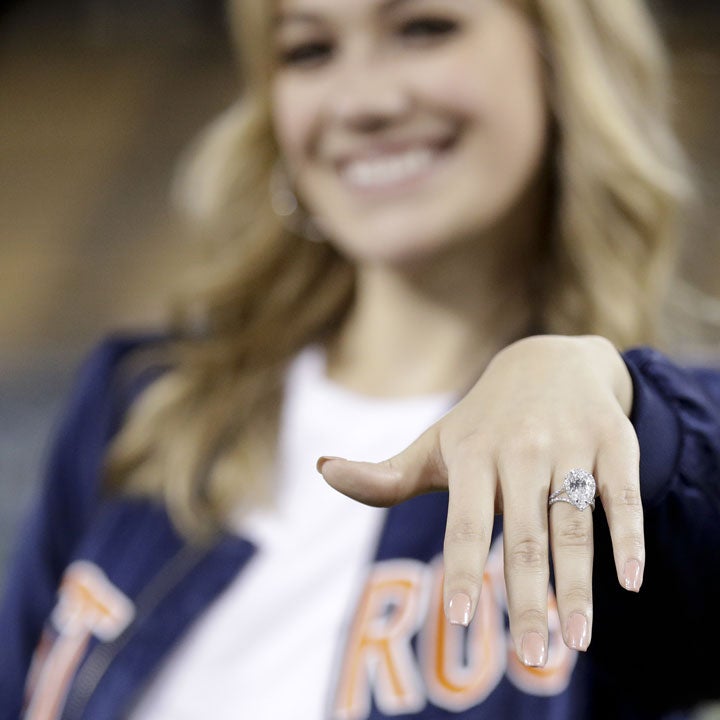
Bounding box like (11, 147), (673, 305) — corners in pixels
(316, 425), (446, 507)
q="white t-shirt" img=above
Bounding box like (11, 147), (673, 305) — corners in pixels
(130, 344), (456, 720)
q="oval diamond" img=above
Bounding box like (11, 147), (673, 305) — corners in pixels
(563, 469), (596, 509)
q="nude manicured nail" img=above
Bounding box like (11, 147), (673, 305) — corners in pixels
(448, 593), (472, 626)
(521, 632), (547, 667)
(623, 559), (642, 591)
(316, 456), (344, 474)
(566, 612), (589, 650)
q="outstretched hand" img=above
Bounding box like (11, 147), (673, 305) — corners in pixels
(317, 335), (643, 667)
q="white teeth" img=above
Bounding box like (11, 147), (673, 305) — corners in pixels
(343, 148), (436, 189)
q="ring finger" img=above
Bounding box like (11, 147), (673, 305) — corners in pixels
(548, 462), (596, 652)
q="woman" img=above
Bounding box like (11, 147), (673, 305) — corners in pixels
(1, 0), (719, 718)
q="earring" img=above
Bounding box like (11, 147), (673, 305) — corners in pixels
(270, 160), (326, 243)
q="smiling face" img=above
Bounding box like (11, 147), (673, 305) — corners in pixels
(271, 0), (550, 267)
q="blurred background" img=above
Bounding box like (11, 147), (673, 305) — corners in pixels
(0, 1), (719, 713)
(1, 0), (235, 575)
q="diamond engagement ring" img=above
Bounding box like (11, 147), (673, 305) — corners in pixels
(548, 469), (596, 511)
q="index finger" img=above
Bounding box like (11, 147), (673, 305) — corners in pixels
(442, 441), (496, 626)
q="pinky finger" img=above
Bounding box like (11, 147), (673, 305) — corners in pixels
(595, 420), (645, 592)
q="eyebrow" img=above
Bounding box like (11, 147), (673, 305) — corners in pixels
(275, 0), (421, 27)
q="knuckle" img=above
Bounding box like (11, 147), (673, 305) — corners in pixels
(445, 568), (484, 591)
(607, 483), (643, 512)
(502, 428), (553, 464)
(601, 416), (640, 456)
(515, 607), (547, 629)
(508, 538), (546, 571)
(446, 517), (489, 548)
(617, 530), (645, 556)
(383, 457), (403, 483)
(555, 516), (593, 547)
(450, 431), (491, 465)
(382, 468), (406, 506)
(452, 433), (480, 468)
(594, 411), (621, 436)
(556, 430), (586, 450)
(559, 582), (593, 607)
(612, 413), (636, 438)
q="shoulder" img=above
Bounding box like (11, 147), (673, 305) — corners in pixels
(56, 331), (171, 454)
(41, 331), (174, 536)
(69, 330), (172, 412)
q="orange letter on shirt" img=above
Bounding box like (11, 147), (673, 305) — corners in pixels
(505, 591), (577, 696)
(332, 560), (428, 720)
(24, 561), (135, 720)
(419, 557), (506, 711)
(486, 538), (577, 696)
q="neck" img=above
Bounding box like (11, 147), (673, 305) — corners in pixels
(325, 168), (550, 397)
(325, 239), (538, 397)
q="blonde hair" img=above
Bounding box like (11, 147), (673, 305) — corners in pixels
(105, 0), (692, 537)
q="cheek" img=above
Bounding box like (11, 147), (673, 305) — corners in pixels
(484, 24), (549, 159)
(401, 43), (545, 150)
(491, 65), (548, 183)
(444, 43), (548, 185)
(271, 79), (315, 167)
(404, 50), (484, 121)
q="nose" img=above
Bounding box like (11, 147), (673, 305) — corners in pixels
(326, 56), (412, 131)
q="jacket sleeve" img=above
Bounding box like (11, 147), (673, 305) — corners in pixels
(589, 346), (720, 715)
(0, 334), (161, 720)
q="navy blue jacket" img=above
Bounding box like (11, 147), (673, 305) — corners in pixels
(1, 334), (719, 720)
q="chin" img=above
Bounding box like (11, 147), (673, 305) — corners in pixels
(324, 208), (494, 269)
(328, 226), (453, 267)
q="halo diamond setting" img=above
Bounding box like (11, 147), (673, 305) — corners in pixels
(549, 469), (596, 511)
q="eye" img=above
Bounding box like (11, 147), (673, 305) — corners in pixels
(398, 17), (459, 40)
(278, 41), (334, 68)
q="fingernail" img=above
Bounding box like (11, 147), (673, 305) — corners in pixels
(316, 456), (344, 474)
(566, 612), (589, 650)
(623, 559), (642, 592)
(448, 593), (472, 626)
(521, 632), (547, 667)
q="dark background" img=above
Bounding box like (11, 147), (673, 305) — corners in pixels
(0, 5), (718, 714)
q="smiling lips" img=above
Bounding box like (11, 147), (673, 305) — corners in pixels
(342, 147), (435, 190)
(336, 137), (455, 193)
